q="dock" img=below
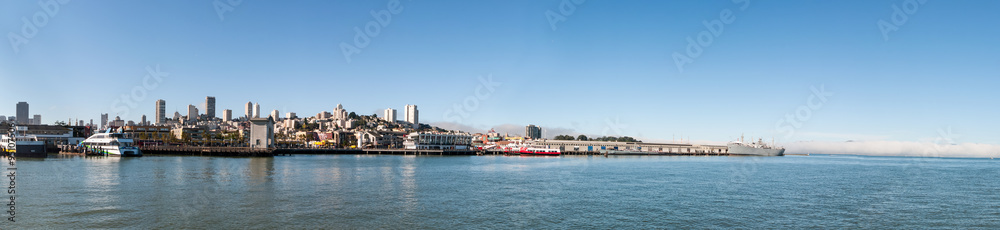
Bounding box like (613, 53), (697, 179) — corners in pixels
(140, 146), (275, 157)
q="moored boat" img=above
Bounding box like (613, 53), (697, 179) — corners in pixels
(80, 130), (142, 157)
(1, 126), (48, 158)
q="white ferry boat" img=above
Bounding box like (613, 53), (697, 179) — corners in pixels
(1, 126), (47, 158)
(81, 130), (142, 157)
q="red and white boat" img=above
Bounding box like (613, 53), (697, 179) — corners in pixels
(516, 146), (561, 156)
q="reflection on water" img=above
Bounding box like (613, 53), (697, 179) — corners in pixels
(11, 155), (1000, 229)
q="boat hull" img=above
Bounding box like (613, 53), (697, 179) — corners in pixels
(13, 144), (48, 158)
(727, 144), (784, 156)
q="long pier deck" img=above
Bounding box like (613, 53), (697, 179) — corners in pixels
(128, 147), (731, 157)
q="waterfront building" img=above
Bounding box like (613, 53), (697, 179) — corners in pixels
(383, 108), (397, 122)
(245, 101), (253, 119)
(16, 102), (28, 124)
(155, 99), (166, 125)
(121, 125), (173, 143)
(205, 96), (216, 118)
(403, 132), (472, 150)
(222, 109), (233, 122)
(525, 125), (542, 140)
(249, 117), (275, 149)
(404, 104), (418, 129)
(530, 140), (727, 154)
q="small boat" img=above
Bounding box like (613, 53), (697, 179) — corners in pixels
(1, 126), (47, 158)
(80, 130), (142, 157)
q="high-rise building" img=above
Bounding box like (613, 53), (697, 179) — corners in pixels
(101, 113), (109, 129)
(525, 125), (542, 140)
(253, 103), (261, 118)
(32, 115), (41, 125)
(141, 115), (147, 126)
(155, 99), (166, 125)
(286, 112), (296, 119)
(404, 104), (419, 129)
(270, 110), (280, 120)
(383, 108), (397, 122)
(245, 101), (254, 119)
(205, 96), (216, 119)
(222, 109), (233, 122)
(333, 104), (347, 120)
(187, 104), (199, 121)
(16, 102), (28, 125)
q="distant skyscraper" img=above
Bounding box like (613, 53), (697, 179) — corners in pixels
(253, 103), (261, 118)
(32, 115), (41, 125)
(270, 110), (280, 120)
(155, 99), (166, 125)
(383, 108), (397, 122)
(222, 109), (233, 122)
(187, 104), (199, 121)
(404, 104), (419, 129)
(525, 125), (542, 140)
(245, 101), (254, 119)
(286, 112), (296, 119)
(141, 115), (147, 126)
(205, 96), (216, 119)
(16, 102), (28, 125)
(101, 113), (109, 129)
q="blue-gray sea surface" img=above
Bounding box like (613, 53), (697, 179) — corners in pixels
(8, 154), (1000, 229)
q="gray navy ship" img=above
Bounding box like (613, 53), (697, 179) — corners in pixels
(727, 136), (784, 156)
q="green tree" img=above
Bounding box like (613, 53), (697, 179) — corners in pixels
(554, 135), (575, 140)
(348, 112), (359, 120)
(577, 135), (588, 141)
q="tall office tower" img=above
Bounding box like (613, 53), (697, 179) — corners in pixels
(155, 99), (166, 125)
(253, 103), (261, 118)
(525, 125), (542, 140)
(383, 108), (397, 122)
(205, 96), (216, 119)
(101, 113), (109, 129)
(270, 110), (280, 120)
(245, 101), (254, 119)
(15, 102), (28, 124)
(187, 105), (199, 121)
(141, 115), (147, 126)
(404, 104), (419, 129)
(222, 109), (233, 122)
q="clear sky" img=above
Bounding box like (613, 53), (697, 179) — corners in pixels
(1, 0), (998, 146)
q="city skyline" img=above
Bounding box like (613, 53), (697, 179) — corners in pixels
(1, 1), (998, 154)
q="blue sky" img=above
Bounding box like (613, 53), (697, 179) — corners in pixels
(1, 0), (998, 145)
